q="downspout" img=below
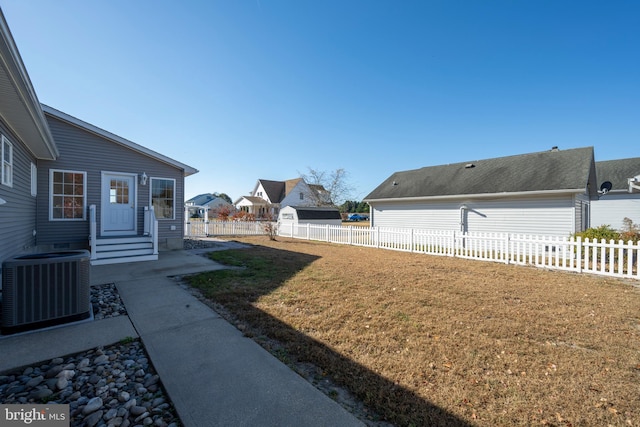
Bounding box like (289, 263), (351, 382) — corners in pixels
(459, 204), (468, 233)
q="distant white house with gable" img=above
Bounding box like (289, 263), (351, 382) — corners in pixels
(235, 178), (330, 218)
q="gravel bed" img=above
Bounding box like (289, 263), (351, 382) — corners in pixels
(0, 285), (180, 427)
(183, 238), (225, 250)
(91, 283), (127, 320)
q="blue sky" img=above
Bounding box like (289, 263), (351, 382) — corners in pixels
(2, 1), (638, 202)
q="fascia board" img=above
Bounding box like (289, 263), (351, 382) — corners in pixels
(0, 12), (58, 159)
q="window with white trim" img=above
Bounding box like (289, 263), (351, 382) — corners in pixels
(50, 169), (86, 220)
(150, 177), (175, 219)
(1, 135), (13, 187)
(31, 163), (37, 196)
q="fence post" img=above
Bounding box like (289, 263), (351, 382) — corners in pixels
(575, 236), (582, 273)
(410, 228), (415, 252)
(184, 206), (189, 236)
(635, 241), (640, 280)
(376, 227), (380, 249)
(505, 233), (510, 264)
(326, 224), (330, 242)
(453, 231), (459, 257)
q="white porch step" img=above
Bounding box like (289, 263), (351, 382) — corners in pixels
(96, 242), (153, 252)
(91, 254), (158, 266)
(91, 236), (157, 265)
(96, 236), (153, 245)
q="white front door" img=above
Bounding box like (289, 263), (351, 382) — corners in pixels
(101, 172), (136, 235)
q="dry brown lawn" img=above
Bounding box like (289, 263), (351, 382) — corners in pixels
(188, 236), (640, 427)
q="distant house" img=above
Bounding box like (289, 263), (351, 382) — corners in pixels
(591, 158), (640, 231)
(186, 193), (234, 218)
(0, 9), (197, 269)
(235, 178), (330, 218)
(364, 147), (597, 237)
(278, 206), (342, 228)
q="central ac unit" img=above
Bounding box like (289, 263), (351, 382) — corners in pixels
(2, 250), (91, 335)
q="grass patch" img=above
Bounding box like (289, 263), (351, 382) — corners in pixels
(188, 236), (640, 426)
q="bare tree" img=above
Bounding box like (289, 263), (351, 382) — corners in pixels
(300, 167), (354, 207)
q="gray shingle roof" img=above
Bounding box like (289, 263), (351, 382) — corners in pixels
(259, 179), (286, 203)
(241, 196), (268, 204)
(364, 147), (595, 201)
(290, 207), (342, 220)
(186, 193), (215, 205)
(595, 157), (640, 191)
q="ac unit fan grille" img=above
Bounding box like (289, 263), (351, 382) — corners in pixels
(2, 251), (90, 334)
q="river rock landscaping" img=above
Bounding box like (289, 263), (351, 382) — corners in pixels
(0, 284), (180, 427)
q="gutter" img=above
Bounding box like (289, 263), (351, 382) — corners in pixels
(364, 188), (586, 204)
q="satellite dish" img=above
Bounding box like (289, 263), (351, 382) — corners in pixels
(599, 181), (613, 194)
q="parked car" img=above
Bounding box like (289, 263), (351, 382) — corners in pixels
(347, 213), (368, 221)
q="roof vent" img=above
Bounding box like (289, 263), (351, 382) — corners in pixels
(465, 163), (475, 169)
(551, 146), (559, 151)
(392, 181), (398, 186)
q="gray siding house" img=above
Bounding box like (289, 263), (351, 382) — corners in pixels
(0, 8), (197, 270)
(364, 147), (598, 237)
(37, 106), (197, 259)
(591, 158), (640, 231)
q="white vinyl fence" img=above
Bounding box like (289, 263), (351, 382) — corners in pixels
(278, 223), (640, 280)
(184, 219), (640, 280)
(185, 219), (271, 237)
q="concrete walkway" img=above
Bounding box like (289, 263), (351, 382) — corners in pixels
(1, 242), (364, 427)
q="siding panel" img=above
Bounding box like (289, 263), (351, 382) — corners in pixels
(371, 195), (578, 237)
(591, 194), (640, 230)
(0, 120), (38, 265)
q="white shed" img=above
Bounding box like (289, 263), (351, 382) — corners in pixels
(278, 206), (342, 227)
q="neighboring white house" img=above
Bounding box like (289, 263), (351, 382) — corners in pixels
(235, 178), (330, 218)
(186, 193), (234, 218)
(364, 147), (598, 237)
(278, 206), (342, 228)
(590, 157), (640, 231)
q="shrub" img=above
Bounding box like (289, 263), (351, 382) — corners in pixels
(233, 210), (256, 222)
(574, 224), (620, 242)
(574, 220), (640, 243)
(620, 217), (640, 243)
(214, 206), (232, 221)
